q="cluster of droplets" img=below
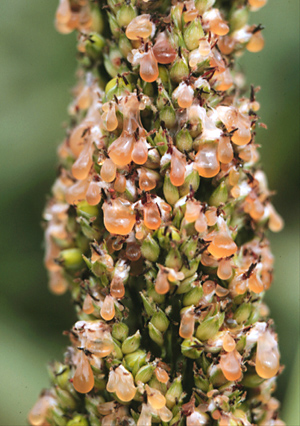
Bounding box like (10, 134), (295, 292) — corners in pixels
(29, 0), (286, 425)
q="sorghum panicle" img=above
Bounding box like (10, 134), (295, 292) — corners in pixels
(29, 0), (285, 425)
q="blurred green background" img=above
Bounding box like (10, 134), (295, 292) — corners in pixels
(0, 0), (299, 424)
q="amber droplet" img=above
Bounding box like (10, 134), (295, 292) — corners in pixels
(218, 136), (233, 164)
(144, 202), (161, 230)
(231, 127), (251, 146)
(73, 351), (94, 394)
(126, 243), (141, 262)
(100, 295), (115, 321)
(222, 333), (236, 352)
(146, 384), (166, 410)
(179, 309), (195, 339)
(194, 143), (220, 178)
(28, 395), (54, 426)
(114, 174), (127, 193)
(101, 158), (116, 183)
(125, 14), (153, 40)
(185, 200), (201, 223)
(247, 31), (265, 53)
(155, 268), (170, 295)
(170, 147), (186, 186)
(203, 280), (215, 295)
(72, 142), (93, 180)
(248, 273), (264, 293)
(139, 50), (159, 83)
(49, 270), (68, 295)
(205, 207), (218, 227)
(217, 258), (232, 280)
(110, 278), (125, 299)
(83, 293), (94, 314)
(86, 181), (101, 206)
(256, 330), (280, 379)
(132, 137), (148, 165)
(208, 233), (237, 259)
(219, 349), (242, 381)
(195, 211), (207, 233)
(153, 33), (177, 64)
(108, 132), (134, 166)
(155, 367), (169, 384)
(103, 198), (135, 235)
(139, 168), (157, 191)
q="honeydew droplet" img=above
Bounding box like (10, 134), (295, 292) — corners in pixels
(247, 31), (265, 53)
(185, 200), (201, 223)
(231, 127), (251, 146)
(73, 351), (94, 394)
(249, 0), (267, 9)
(76, 86), (91, 110)
(248, 273), (264, 293)
(100, 295), (115, 321)
(153, 33), (177, 64)
(139, 50), (159, 83)
(114, 174), (127, 193)
(195, 211), (207, 233)
(218, 136), (233, 164)
(205, 208), (218, 226)
(28, 395), (54, 426)
(137, 405), (152, 426)
(125, 14), (153, 40)
(170, 147), (186, 186)
(56, 0), (72, 25)
(218, 36), (235, 55)
(217, 258), (232, 280)
(198, 39), (211, 56)
(139, 168), (157, 191)
(49, 270), (68, 295)
(86, 181), (101, 206)
(65, 179), (89, 205)
(72, 142), (93, 180)
(208, 232), (237, 259)
(104, 104), (118, 132)
(179, 309), (195, 339)
(155, 268), (170, 295)
(268, 205), (284, 232)
(101, 158), (116, 183)
(106, 369), (118, 393)
(82, 293), (94, 314)
(222, 333), (236, 352)
(144, 202), (161, 230)
(108, 132), (134, 167)
(69, 122), (92, 157)
(155, 367), (169, 384)
(256, 330), (280, 379)
(116, 372), (137, 402)
(194, 143), (220, 178)
(177, 85), (194, 109)
(203, 280), (215, 295)
(103, 198), (135, 235)
(210, 18), (229, 36)
(146, 384), (166, 410)
(110, 278), (125, 299)
(219, 349), (242, 381)
(132, 137), (148, 165)
(126, 243), (141, 262)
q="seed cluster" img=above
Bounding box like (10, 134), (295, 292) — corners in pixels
(29, 1), (285, 425)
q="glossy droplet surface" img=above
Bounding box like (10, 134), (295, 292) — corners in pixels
(101, 158), (116, 183)
(86, 181), (101, 206)
(28, 395), (53, 426)
(195, 211), (207, 233)
(153, 33), (177, 64)
(103, 198), (135, 235)
(132, 137), (148, 165)
(179, 309), (195, 339)
(194, 143), (220, 178)
(155, 268), (170, 294)
(65, 179), (89, 205)
(222, 333), (236, 352)
(82, 293), (94, 314)
(247, 31), (265, 52)
(146, 385), (166, 410)
(155, 367), (169, 383)
(218, 136), (233, 164)
(100, 295), (115, 321)
(177, 85), (194, 109)
(114, 174), (127, 193)
(248, 273), (264, 293)
(125, 14), (153, 40)
(110, 278), (125, 299)
(170, 147), (186, 186)
(219, 349), (242, 381)
(256, 330), (280, 379)
(72, 142), (93, 180)
(208, 233), (237, 259)
(217, 258), (232, 280)
(144, 202), (161, 230)
(108, 132), (134, 166)
(185, 200), (201, 223)
(140, 50), (159, 83)
(231, 127), (251, 146)
(139, 168), (156, 191)
(73, 351), (94, 393)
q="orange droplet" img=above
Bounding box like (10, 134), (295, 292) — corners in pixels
(28, 395), (54, 426)
(125, 14), (153, 40)
(268, 205), (284, 232)
(139, 49), (159, 83)
(176, 84), (194, 109)
(102, 103), (118, 132)
(108, 132), (134, 167)
(114, 174), (127, 193)
(103, 198), (135, 235)
(56, 0), (72, 25)
(153, 33), (177, 64)
(217, 258), (232, 280)
(249, 0), (267, 8)
(203, 280), (215, 295)
(110, 278), (125, 299)
(179, 309), (195, 339)
(49, 270), (68, 295)
(256, 330), (280, 379)
(101, 158), (116, 183)
(65, 179), (89, 205)
(146, 384), (166, 410)
(155, 367), (169, 384)
(100, 295), (115, 321)
(205, 208), (218, 226)
(247, 31), (265, 53)
(72, 142), (93, 180)
(139, 168), (157, 191)
(198, 39), (211, 56)
(126, 243), (141, 262)
(170, 147), (186, 186)
(222, 333), (236, 352)
(83, 293), (94, 314)
(185, 200), (201, 223)
(144, 202), (161, 230)
(194, 143), (220, 178)
(132, 137), (148, 165)
(73, 351), (94, 393)
(219, 349), (242, 381)
(218, 136), (233, 164)
(218, 36), (235, 55)
(195, 211), (207, 233)
(208, 232), (237, 259)
(86, 181), (101, 206)
(231, 127), (251, 146)
(155, 268), (170, 295)
(248, 273), (264, 294)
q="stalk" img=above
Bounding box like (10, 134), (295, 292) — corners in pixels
(28, 1), (285, 425)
